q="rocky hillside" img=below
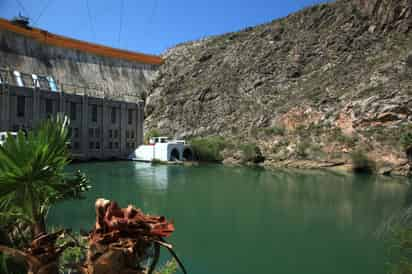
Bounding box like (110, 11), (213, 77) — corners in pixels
(145, 0), (412, 175)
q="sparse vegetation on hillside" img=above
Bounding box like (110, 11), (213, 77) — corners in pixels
(144, 129), (161, 144)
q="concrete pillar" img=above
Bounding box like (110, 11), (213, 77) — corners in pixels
(99, 99), (104, 156)
(120, 102), (127, 156)
(59, 91), (65, 115)
(137, 103), (142, 148)
(81, 95), (89, 159)
(32, 88), (40, 127)
(137, 102), (144, 145)
(102, 99), (109, 158)
(1, 85), (10, 131)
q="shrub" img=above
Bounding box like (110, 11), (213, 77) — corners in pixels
(155, 260), (178, 274)
(350, 150), (375, 173)
(296, 141), (310, 159)
(239, 143), (264, 163)
(263, 126), (285, 136)
(190, 136), (227, 162)
(401, 131), (412, 150)
(144, 129), (161, 144)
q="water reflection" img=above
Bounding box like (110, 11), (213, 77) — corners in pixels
(48, 162), (407, 274)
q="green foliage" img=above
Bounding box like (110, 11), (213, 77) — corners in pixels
(296, 141), (310, 159)
(144, 129), (161, 144)
(155, 260), (178, 274)
(239, 143), (264, 163)
(57, 231), (87, 273)
(350, 150), (375, 173)
(401, 131), (412, 150)
(190, 136), (227, 162)
(0, 115), (90, 234)
(263, 126), (285, 136)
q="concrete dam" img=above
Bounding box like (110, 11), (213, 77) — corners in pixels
(0, 17), (162, 160)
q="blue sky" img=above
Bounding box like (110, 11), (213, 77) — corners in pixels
(0, 0), (328, 55)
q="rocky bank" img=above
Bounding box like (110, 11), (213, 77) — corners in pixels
(145, 0), (412, 176)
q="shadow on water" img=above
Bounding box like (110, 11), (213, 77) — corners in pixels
(49, 162), (408, 274)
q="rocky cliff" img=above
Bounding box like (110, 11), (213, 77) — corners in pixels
(145, 0), (412, 175)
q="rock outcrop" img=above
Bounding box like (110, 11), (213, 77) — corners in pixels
(145, 0), (412, 175)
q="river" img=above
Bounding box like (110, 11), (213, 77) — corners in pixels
(48, 162), (408, 274)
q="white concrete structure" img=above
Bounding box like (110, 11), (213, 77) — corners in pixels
(0, 132), (17, 146)
(129, 137), (193, 162)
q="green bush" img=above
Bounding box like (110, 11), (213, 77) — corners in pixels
(350, 150), (375, 173)
(144, 129), (161, 144)
(155, 260), (178, 274)
(263, 126), (285, 136)
(190, 136), (227, 162)
(239, 143), (264, 163)
(296, 141), (310, 159)
(401, 131), (412, 150)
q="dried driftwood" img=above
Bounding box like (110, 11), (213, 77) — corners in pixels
(79, 199), (186, 274)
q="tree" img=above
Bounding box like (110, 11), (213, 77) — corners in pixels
(0, 115), (90, 274)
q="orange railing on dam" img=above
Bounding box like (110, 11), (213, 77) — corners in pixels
(0, 18), (163, 65)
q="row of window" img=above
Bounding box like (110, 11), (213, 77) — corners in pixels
(72, 141), (133, 151)
(15, 98), (137, 126)
(16, 96), (54, 118)
(126, 130), (135, 139)
(90, 105), (135, 124)
(0, 71), (58, 92)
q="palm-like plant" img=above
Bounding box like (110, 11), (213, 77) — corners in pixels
(0, 115), (89, 274)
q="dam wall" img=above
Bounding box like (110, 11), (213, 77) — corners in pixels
(0, 18), (161, 160)
(0, 18), (161, 99)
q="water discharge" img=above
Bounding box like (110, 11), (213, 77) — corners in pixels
(49, 162), (408, 274)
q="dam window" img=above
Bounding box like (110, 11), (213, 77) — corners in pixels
(109, 142), (113, 149)
(111, 107), (117, 124)
(46, 76), (58, 92)
(126, 130), (129, 138)
(74, 142), (79, 150)
(109, 130), (113, 138)
(131, 131), (135, 139)
(88, 128), (94, 138)
(95, 128), (100, 138)
(95, 142), (100, 150)
(31, 74), (40, 88)
(46, 99), (53, 116)
(70, 102), (77, 121)
(114, 142), (119, 149)
(89, 142), (94, 150)
(13, 71), (24, 87)
(91, 105), (97, 122)
(74, 128), (79, 138)
(114, 130), (118, 138)
(17, 96), (25, 117)
(128, 109), (133, 124)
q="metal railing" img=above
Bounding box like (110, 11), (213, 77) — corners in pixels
(0, 67), (143, 103)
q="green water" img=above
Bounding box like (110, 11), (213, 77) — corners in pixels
(48, 162), (408, 274)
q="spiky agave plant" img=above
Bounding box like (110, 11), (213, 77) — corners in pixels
(0, 115), (90, 274)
